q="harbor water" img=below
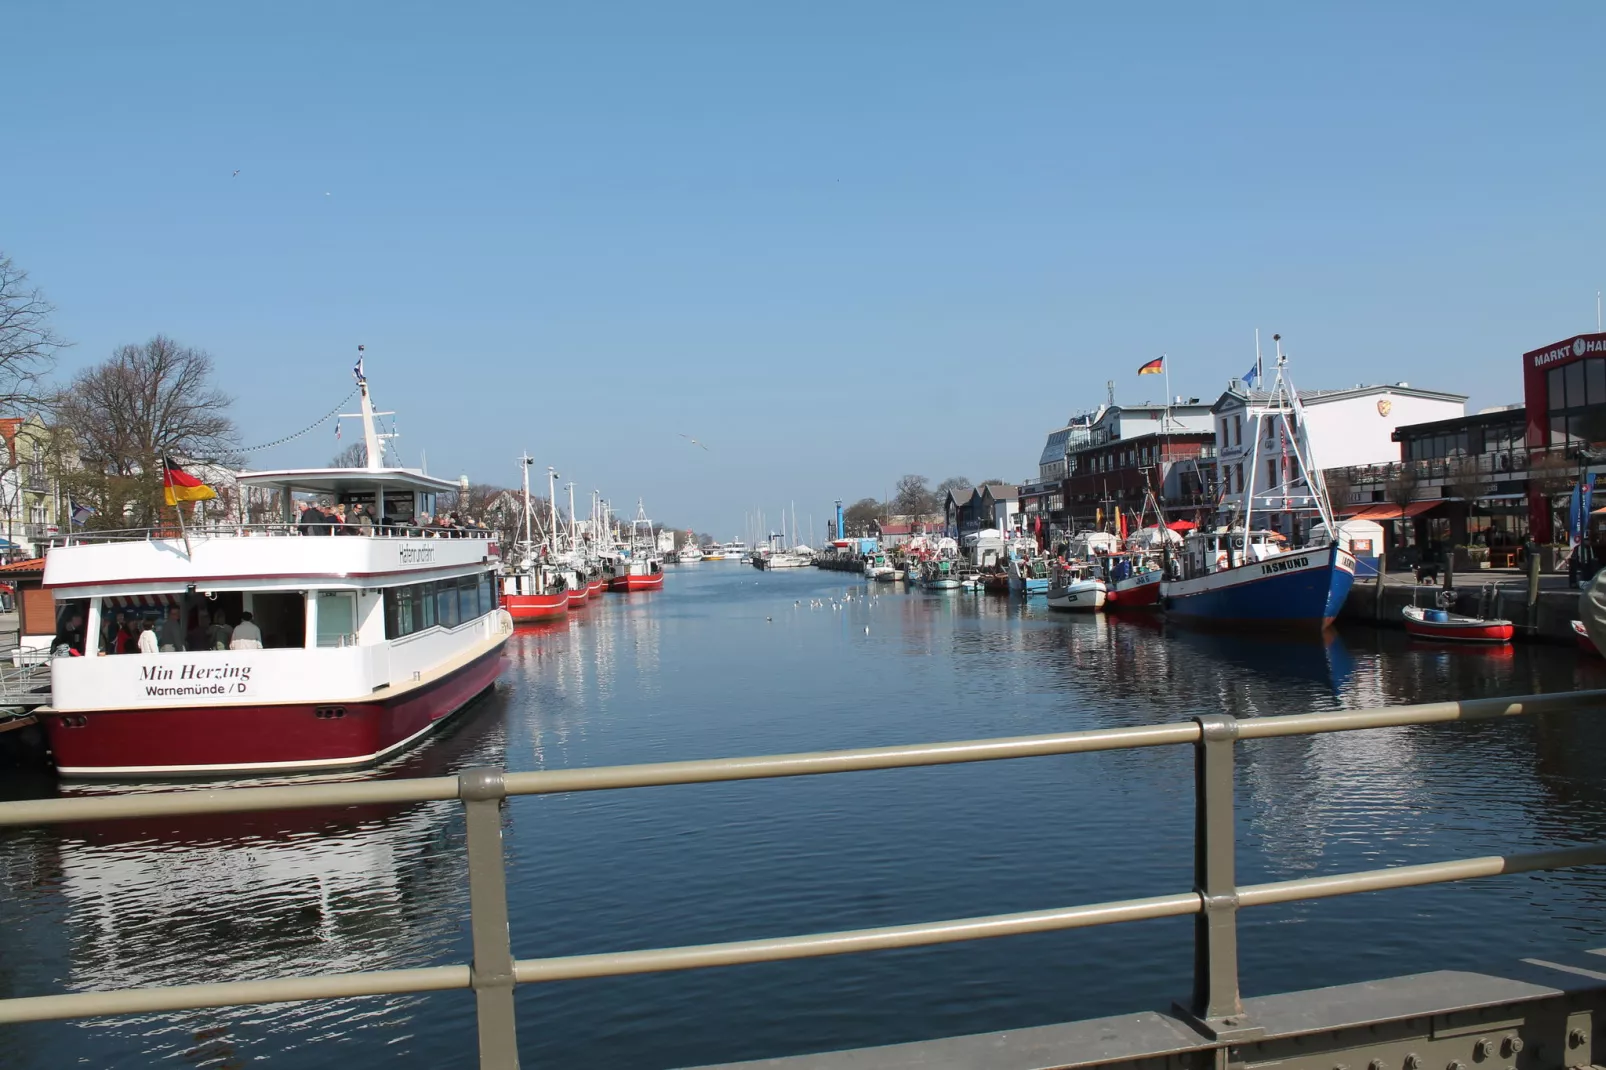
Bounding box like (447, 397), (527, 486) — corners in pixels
(3, 565), (1606, 1068)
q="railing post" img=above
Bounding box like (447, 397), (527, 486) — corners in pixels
(1186, 713), (1253, 1037)
(459, 767), (520, 1070)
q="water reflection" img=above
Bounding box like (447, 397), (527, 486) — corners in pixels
(5, 569), (1606, 1069)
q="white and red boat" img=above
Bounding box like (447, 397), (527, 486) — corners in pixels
(500, 455), (569, 623)
(37, 369), (513, 778)
(1402, 605), (1514, 643)
(602, 499), (665, 592)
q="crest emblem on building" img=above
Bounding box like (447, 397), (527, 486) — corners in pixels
(1377, 399), (1393, 417)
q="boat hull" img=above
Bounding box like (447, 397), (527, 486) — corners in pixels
(1109, 572), (1162, 610)
(502, 591), (568, 622)
(1403, 606), (1513, 643)
(1047, 581), (1107, 611)
(587, 577), (606, 596)
(609, 571), (664, 591)
(42, 643), (508, 779)
(1162, 544), (1355, 629)
(566, 585), (589, 609)
(1008, 576), (1050, 595)
(1575, 620), (1601, 656)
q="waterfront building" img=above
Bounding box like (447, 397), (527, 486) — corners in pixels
(1522, 331), (1606, 542)
(976, 483), (1019, 534)
(1061, 431), (1216, 530)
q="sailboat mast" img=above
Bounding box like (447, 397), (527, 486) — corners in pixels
(547, 467), (559, 554)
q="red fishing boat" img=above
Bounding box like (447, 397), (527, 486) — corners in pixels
(603, 499), (666, 592)
(1108, 568), (1163, 609)
(1402, 605), (1513, 643)
(500, 455), (571, 623)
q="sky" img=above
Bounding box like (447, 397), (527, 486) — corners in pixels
(5, 3), (1604, 539)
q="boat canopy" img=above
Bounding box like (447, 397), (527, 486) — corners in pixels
(237, 467), (460, 496)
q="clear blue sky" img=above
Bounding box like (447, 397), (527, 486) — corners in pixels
(6, 3), (1603, 539)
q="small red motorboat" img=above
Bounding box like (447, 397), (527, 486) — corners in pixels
(1574, 620), (1601, 657)
(1402, 605), (1513, 643)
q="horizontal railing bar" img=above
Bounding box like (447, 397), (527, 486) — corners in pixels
(1235, 690), (1606, 740)
(6, 847), (1604, 1024)
(1238, 845), (1606, 907)
(513, 893), (1203, 983)
(0, 776), (462, 828)
(501, 723), (1204, 796)
(3, 690), (1600, 830)
(0, 964), (471, 1024)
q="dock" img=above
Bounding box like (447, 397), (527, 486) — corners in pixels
(1339, 565), (1588, 644)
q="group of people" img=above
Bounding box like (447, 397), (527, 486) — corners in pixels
(295, 501), (487, 537)
(51, 607), (264, 657)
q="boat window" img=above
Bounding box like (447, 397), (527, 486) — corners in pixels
(436, 582), (459, 629)
(478, 572), (493, 614)
(316, 592), (358, 647)
(383, 571), (498, 639)
(456, 575), (477, 623)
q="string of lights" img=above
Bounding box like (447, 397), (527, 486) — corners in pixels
(237, 388), (359, 455)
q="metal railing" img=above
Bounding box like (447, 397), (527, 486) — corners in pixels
(2, 690), (1605, 1068)
(43, 523), (496, 546)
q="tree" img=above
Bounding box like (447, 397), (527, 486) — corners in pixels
(1321, 467), (1354, 513)
(843, 497), (885, 534)
(0, 254), (67, 409)
(329, 441), (367, 469)
(934, 476), (971, 499)
(1385, 463), (1420, 513)
(893, 474), (935, 518)
(58, 336), (239, 528)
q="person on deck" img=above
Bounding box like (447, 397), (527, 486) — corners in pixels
(354, 504), (375, 534)
(298, 502), (327, 535)
(136, 619), (159, 654)
(207, 614), (234, 650)
(52, 612), (85, 657)
(158, 607), (184, 652)
(229, 611), (263, 650)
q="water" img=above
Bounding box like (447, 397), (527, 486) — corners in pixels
(4, 565), (1606, 1068)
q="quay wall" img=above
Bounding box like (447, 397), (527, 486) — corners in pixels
(813, 553), (866, 574)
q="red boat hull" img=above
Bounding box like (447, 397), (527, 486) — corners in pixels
(609, 571), (664, 592)
(1109, 574), (1162, 609)
(587, 578), (605, 595)
(502, 591), (568, 622)
(1404, 619), (1514, 643)
(566, 586), (589, 609)
(41, 644), (507, 778)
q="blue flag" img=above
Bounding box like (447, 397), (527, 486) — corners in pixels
(1241, 362), (1259, 388)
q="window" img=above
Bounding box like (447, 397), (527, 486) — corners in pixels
(1267, 459), (1279, 487)
(1566, 362), (1586, 413)
(1234, 415), (1242, 446)
(1591, 359), (1606, 407)
(1234, 463), (1244, 493)
(1549, 366), (1567, 412)
(382, 572), (495, 639)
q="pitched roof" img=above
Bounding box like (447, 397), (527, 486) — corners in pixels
(0, 557), (45, 574)
(978, 482), (1018, 500)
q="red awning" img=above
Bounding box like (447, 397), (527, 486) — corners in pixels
(1340, 502), (1443, 521)
(1165, 519), (1197, 532)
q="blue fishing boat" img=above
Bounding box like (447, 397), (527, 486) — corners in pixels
(1161, 340), (1356, 630)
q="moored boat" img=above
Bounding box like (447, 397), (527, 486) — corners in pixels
(1403, 605), (1514, 644)
(1046, 564), (1107, 611)
(37, 362), (512, 779)
(1575, 619), (1601, 656)
(500, 455), (569, 623)
(603, 500), (666, 591)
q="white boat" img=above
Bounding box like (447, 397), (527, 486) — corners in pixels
(677, 544), (704, 563)
(722, 540), (749, 560)
(36, 361), (513, 778)
(760, 552), (811, 570)
(863, 553), (895, 581)
(1047, 564), (1107, 611)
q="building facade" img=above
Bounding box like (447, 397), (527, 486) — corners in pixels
(1522, 332), (1606, 542)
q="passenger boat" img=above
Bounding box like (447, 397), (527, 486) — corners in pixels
(701, 546), (726, 561)
(37, 366), (513, 778)
(603, 500), (665, 591)
(500, 455), (568, 623)
(1402, 605), (1514, 643)
(1575, 619), (1601, 656)
(1161, 343), (1355, 630)
(677, 544), (704, 563)
(1046, 564), (1107, 611)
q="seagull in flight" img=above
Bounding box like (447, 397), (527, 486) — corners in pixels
(678, 434), (709, 451)
(231, 169), (240, 178)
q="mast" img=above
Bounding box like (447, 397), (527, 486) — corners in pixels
(519, 453), (535, 562)
(547, 467), (559, 554)
(567, 482), (577, 553)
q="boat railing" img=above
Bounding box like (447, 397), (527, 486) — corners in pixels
(2, 690), (1605, 1068)
(44, 524), (497, 547)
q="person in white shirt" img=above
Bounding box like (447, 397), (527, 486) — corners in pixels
(229, 611), (263, 650)
(136, 620), (159, 654)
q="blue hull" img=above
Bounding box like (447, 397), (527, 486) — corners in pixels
(1162, 545), (1355, 628)
(1009, 577), (1050, 595)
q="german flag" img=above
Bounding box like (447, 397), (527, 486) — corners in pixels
(163, 457), (217, 506)
(1137, 356), (1164, 375)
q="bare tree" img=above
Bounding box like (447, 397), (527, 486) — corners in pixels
(1385, 463), (1420, 513)
(934, 476), (971, 499)
(0, 254), (67, 409)
(1321, 467), (1355, 512)
(842, 497), (885, 534)
(58, 336), (239, 528)
(329, 441), (367, 469)
(894, 474), (935, 518)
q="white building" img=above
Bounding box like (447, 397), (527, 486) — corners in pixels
(1211, 381), (1466, 519)
(1085, 401), (1216, 447)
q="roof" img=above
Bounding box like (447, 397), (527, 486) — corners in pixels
(0, 557), (45, 574)
(1214, 382), (1468, 413)
(945, 486), (975, 506)
(1339, 502), (1443, 520)
(1393, 406), (1526, 440)
(977, 483), (1018, 501)
(236, 467), (460, 495)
